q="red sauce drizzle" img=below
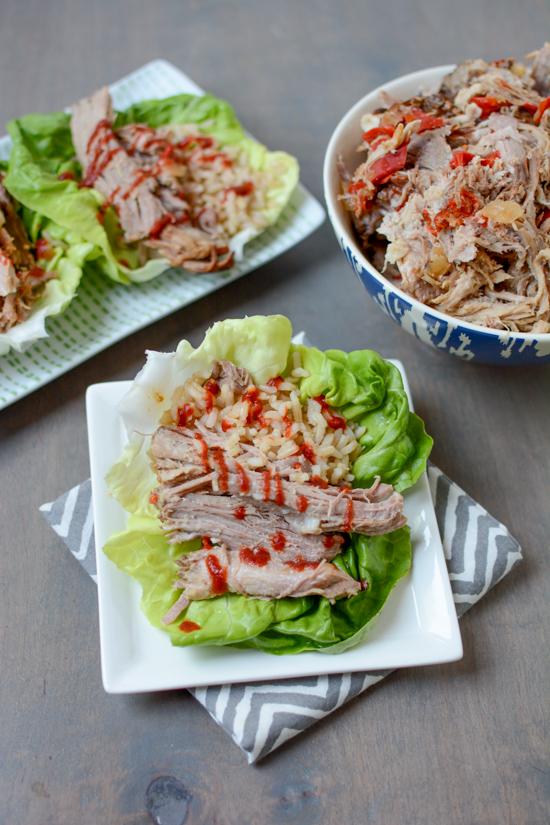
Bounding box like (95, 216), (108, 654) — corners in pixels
(83, 142), (122, 187)
(343, 497), (354, 532)
(148, 214), (176, 240)
(35, 238), (54, 261)
(310, 475), (328, 489)
(282, 412), (294, 438)
(297, 495), (309, 513)
(176, 403), (195, 427)
(58, 170), (76, 181)
(313, 395), (347, 430)
(212, 447), (229, 492)
(179, 620), (201, 632)
(234, 461), (250, 494)
(300, 443), (316, 463)
(271, 532), (286, 552)
(225, 181), (254, 197)
(205, 553), (228, 594)
(233, 505), (247, 520)
(201, 152), (233, 168)
(267, 376), (283, 389)
(202, 536), (213, 550)
(239, 547), (271, 567)
(323, 535), (335, 549)
(97, 185), (120, 224)
(86, 118), (111, 154)
(221, 419), (234, 433)
(204, 378), (220, 396)
(285, 557), (318, 571)
(194, 432), (210, 471)
(273, 473), (285, 506)
(149, 492), (159, 505)
(262, 469), (271, 502)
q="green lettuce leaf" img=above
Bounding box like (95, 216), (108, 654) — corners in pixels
(5, 94), (298, 285)
(104, 316), (432, 654)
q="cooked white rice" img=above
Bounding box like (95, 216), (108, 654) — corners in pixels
(160, 124), (285, 240)
(163, 354), (365, 486)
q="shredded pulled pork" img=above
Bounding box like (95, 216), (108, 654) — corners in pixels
(0, 178), (55, 333)
(340, 44), (550, 332)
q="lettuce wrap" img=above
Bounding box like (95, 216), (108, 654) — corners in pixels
(103, 316), (432, 654)
(0, 201), (95, 355)
(4, 94), (299, 285)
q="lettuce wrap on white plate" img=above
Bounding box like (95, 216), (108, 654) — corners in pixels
(5, 93), (298, 285)
(104, 316), (432, 655)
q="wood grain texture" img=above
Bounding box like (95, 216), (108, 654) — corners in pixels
(1, 1), (549, 823)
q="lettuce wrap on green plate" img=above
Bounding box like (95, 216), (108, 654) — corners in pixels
(5, 92), (298, 285)
(103, 316), (432, 655)
(0, 173), (94, 355)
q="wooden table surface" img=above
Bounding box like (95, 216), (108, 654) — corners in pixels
(1, 1), (549, 823)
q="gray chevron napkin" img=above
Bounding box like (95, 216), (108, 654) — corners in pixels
(40, 465), (521, 763)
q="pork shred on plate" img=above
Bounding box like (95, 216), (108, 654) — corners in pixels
(0, 176), (55, 333)
(340, 44), (550, 332)
(149, 354), (406, 622)
(70, 88), (274, 274)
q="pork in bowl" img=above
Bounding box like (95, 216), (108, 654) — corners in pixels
(324, 45), (550, 364)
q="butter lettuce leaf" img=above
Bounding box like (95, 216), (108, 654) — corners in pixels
(5, 94), (298, 285)
(104, 316), (431, 654)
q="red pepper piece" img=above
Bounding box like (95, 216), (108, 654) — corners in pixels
(534, 97), (550, 125)
(362, 125), (395, 143)
(470, 96), (509, 117)
(450, 150), (474, 169)
(368, 143), (408, 186)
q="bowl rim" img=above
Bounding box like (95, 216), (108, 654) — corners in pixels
(323, 64), (550, 343)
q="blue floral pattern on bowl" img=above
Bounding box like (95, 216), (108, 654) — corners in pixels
(341, 240), (550, 365)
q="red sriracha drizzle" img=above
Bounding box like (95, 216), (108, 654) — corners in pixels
(202, 536), (214, 550)
(35, 237), (54, 261)
(267, 376), (283, 389)
(323, 535), (335, 549)
(239, 547), (270, 567)
(179, 620), (201, 632)
(263, 469), (272, 502)
(343, 497), (354, 532)
(271, 532), (286, 552)
(233, 505), (247, 520)
(300, 443), (316, 463)
(310, 475), (328, 489)
(205, 553), (228, 594)
(176, 403), (195, 427)
(194, 432), (210, 471)
(212, 447), (229, 492)
(234, 461), (250, 494)
(313, 395), (347, 430)
(480, 150), (500, 167)
(149, 492), (159, 505)
(297, 495), (309, 513)
(285, 557), (318, 572)
(225, 181), (254, 197)
(273, 473), (285, 506)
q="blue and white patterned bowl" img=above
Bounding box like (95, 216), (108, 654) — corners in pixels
(323, 66), (550, 365)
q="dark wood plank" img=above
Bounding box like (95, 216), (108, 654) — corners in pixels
(1, 1), (549, 823)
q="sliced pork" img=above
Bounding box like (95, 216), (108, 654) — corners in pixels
(160, 491), (345, 562)
(151, 426), (406, 536)
(70, 88), (234, 272)
(173, 545), (361, 603)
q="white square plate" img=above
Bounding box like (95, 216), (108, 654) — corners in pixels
(87, 361), (462, 693)
(0, 60), (325, 410)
